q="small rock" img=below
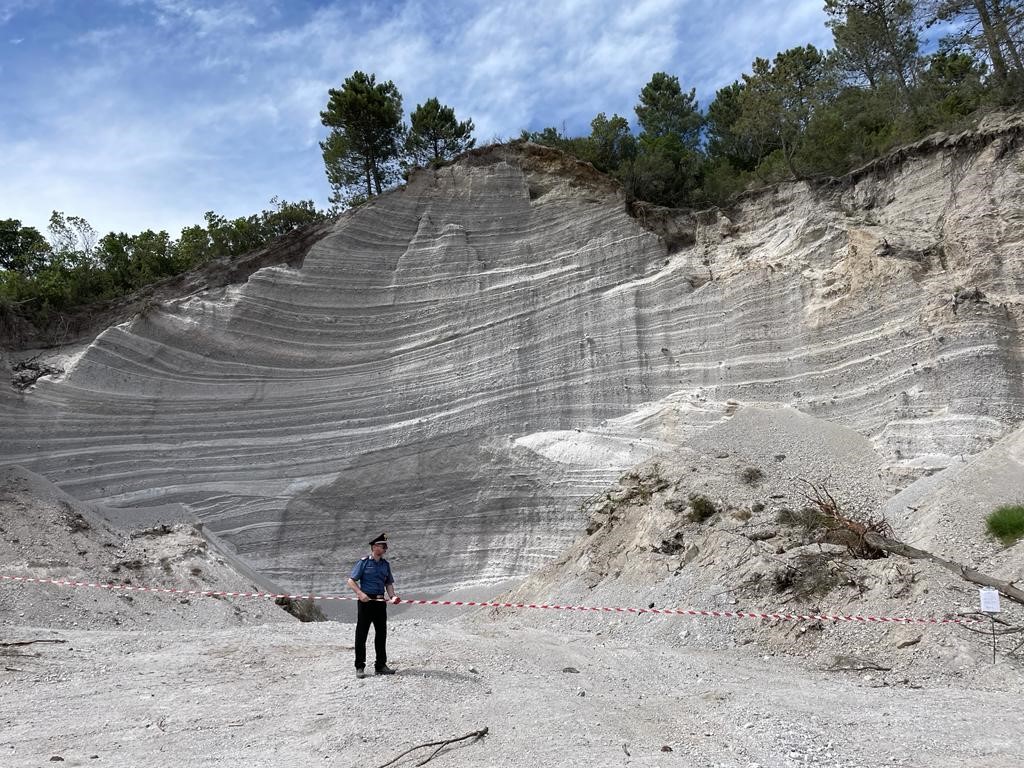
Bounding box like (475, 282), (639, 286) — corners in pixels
(661, 745), (673, 752)
(577, 690), (586, 697)
(50, 758), (65, 763)
(562, 666), (579, 673)
(469, 667), (479, 674)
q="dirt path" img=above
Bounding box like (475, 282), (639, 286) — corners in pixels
(2, 616), (1022, 768)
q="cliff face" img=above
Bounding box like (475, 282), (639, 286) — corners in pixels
(2, 118), (1022, 593)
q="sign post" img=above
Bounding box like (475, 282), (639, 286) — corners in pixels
(980, 588), (1001, 663)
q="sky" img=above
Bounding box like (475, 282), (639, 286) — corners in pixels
(0, 0), (835, 238)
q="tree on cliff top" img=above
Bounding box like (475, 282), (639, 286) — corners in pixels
(0, 220), (50, 276)
(626, 72), (704, 205)
(735, 45), (834, 179)
(404, 97), (476, 168)
(929, 0), (1024, 97)
(825, 0), (921, 95)
(320, 71), (405, 205)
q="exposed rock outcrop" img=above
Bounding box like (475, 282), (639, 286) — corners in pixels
(0, 465), (293, 629)
(1, 121), (1022, 596)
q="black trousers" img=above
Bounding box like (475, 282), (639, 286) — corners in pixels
(354, 599), (387, 670)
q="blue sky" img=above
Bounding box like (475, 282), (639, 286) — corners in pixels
(0, 0), (834, 238)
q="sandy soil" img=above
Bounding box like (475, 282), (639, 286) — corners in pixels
(2, 612), (1022, 768)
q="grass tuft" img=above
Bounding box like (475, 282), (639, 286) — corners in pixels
(986, 505), (1024, 546)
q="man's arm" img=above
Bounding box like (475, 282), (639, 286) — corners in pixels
(347, 577), (369, 602)
(385, 567), (398, 603)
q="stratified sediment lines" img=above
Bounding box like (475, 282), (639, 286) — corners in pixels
(1, 141), (1022, 594)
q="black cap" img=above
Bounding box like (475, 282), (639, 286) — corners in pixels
(369, 532), (388, 547)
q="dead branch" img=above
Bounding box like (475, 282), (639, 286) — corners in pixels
(827, 655), (892, 672)
(374, 727), (488, 768)
(956, 612), (1024, 637)
(799, 479), (891, 558)
(795, 480), (1024, 608)
(863, 532), (1024, 607)
(0, 639), (67, 648)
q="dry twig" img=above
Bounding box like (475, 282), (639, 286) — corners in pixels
(374, 727), (488, 768)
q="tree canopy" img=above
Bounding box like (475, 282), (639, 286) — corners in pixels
(516, 1), (1022, 206)
(0, 200), (328, 320)
(320, 74), (478, 203)
(320, 71), (405, 205)
(405, 97), (476, 167)
(5, 2), (1023, 327)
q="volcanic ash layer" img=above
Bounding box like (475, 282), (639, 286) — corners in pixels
(2, 122), (1023, 594)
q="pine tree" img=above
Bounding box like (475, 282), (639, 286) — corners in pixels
(826, 0), (921, 95)
(404, 97), (475, 167)
(320, 72), (405, 205)
(735, 46), (834, 179)
(930, 0), (1023, 94)
(630, 73), (704, 205)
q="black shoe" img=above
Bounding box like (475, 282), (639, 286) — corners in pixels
(355, 667), (366, 679)
(375, 665), (396, 676)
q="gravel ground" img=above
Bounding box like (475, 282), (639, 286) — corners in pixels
(2, 614), (1022, 768)
(4, 408), (1024, 768)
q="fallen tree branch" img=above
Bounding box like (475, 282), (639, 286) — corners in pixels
(799, 479), (892, 558)
(0, 639), (67, 648)
(863, 532), (1024, 607)
(374, 727), (488, 768)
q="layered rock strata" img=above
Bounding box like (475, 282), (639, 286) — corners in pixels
(2, 122), (1023, 594)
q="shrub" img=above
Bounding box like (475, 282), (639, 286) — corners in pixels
(276, 596), (328, 622)
(688, 495), (717, 523)
(776, 506), (827, 533)
(772, 553), (841, 599)
(740, 466), (765, 485)
(986, 505), (1024, 546)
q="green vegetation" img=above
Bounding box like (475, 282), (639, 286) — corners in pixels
(405, 97), (476, 169)
(0, 200), (328, 323)
(4, 1), (1022, 326)
(320, 73), (476, 205)
(986, 504), (1024, 545)
(520, 1), (1023, 206)
(320, 71), (406, 205)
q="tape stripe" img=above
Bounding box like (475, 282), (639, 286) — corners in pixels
(0, 574), (976, 625)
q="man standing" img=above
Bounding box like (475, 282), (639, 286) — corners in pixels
(347, 532), (399, 678)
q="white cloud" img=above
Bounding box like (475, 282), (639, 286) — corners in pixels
(1, 0), (833, 235)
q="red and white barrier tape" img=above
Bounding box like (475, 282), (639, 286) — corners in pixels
(0, 574), (977, 625)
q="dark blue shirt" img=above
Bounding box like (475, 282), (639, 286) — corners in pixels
(350, 556), (394, 595)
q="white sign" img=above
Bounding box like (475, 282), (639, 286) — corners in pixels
(979, 587), (1001, 613)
